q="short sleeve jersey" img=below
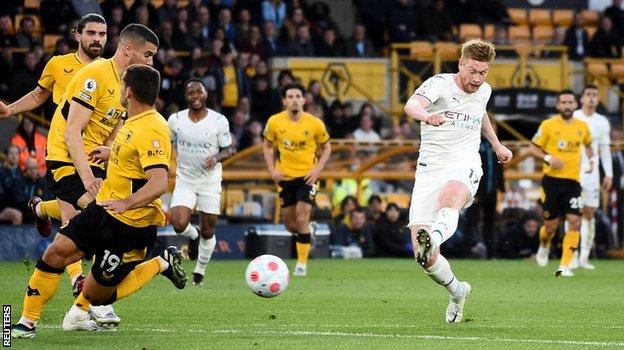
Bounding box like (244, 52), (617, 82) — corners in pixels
(573, 110), (613, 185)
(46, 58), (126, 169)
(532, 115), (592, 182)
(168, 108), (232, 181)
(37, 52), (90, 105)
(263, 111), (330, 180)
(97, 109), (171, 227)
(413, 73), (492, 165)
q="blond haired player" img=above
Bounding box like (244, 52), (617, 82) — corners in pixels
(404, 39), (512, 323)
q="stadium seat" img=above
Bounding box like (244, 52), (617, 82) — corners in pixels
(315, 192), (332, 211)
(225, 189), (245, 216)
(24, 0), (40, 10)
(529, 9), (552, 26)
(435, 42), (460, 61)
(580, 10), (599, 26)
(585, 26), (598, 39)
(483, 24), (495, 41)
(458, 24), (482, 41)
(124, 0), (134, 9)
(43, 34), (61, 50)
(586, 63), (609, 78)
(14, 14), (42, 36)
(532, 25), (554, 44)
(508, 8), (528, 25)
(508, 25), (531, 42)
(384, 193), (410, 209)
(409, 41), (434, 60)
(552, 9), (574, 27)
(610, 63), (624, 82)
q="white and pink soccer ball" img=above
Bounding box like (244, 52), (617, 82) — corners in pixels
(245, 254), (290, 298)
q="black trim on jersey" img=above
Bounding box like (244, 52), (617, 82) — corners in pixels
(72, 96), (95, 111)
(61, 100), (70, 119)
(131, 179), (148, 193)
(109, 60), (119, 83)
(37, 83), (50, 92)
(414, 93), (432, 104)
(143, 164), (168, 172)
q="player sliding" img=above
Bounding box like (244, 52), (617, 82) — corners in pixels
(403, 39), (512, 323)
(11, 65), (187, 339)
(168, 79), (232, 286)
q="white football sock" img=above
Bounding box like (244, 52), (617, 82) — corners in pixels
(67, 304), (89, 318)
(18, 316), (37, 328)
(580, 218), (595, 262)
(194, 235), (217, 276)
(430, 207), (459, 247)
(424, 254), (463, 301)
(177, 224), (199, 240)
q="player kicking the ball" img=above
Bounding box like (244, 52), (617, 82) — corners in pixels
(168, 79), (232, 286)
(403, 39), (512, 323)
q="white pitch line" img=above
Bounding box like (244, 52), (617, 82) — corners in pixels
(37, 324), (624, 347)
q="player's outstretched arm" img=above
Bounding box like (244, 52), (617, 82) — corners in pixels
(304, 141), (331, 186)
(65, 101), (100, 197)
(0, 87), (51, 118)
(98, 167), (168, 213)
(262, 139), (284, 182)
(404, 94), (444, 126)
(481, 112), (512, 164)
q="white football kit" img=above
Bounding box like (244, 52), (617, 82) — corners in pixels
(169, 108), (232, 214)
(573, 109), (613, 208)
(408, 74), (492, 226)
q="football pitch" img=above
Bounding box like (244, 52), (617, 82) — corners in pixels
(2, 258), (624, 349)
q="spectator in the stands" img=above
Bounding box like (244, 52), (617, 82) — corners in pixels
(308, 79), (328, 115)
(214, 47), (251, 116)
(263, 20), (284, 56)
(10, 51), (40, 103)
(388, 0), (418, 43)
(250, 74), (280, 121)
(160, 58), (187, 112)
(262, 0), (287, 30)
(196, 5), (212, 49)
(230, 109), (247, 148)
(242, 25), (268, 60)
(316, 28), (344, 57)
(235, 7), (251, 46)
(0, 15), (16, 47)
(280, 6), (306, 44)
(366, 195), (383, 222)
(498, 212), (540, 259)
(419, 0), (454, 42)
(590, 16), (621, 58)
(563, 12), (590, 60)
(108, 5), (124, 29)
(309, 1), (341, 45)
(218, 8), (236, 43)
(0, 46), (13, 99)
(353, 113), (381, 142)
(9, 157), (53, 223)
(186, 0), (204, 22)
(326, 100), (352, 138)
(53, 38), (71, 55)
(11, 117), (47, 175)
(605, 0), (624, 37)
(16, 17), (42, 50)
(157, 0), (178, 25)
(0, 145), (24, 225)
(239, 119), (264, 150)
(159, 21), (176, 50)
(346, 23), (375, 57)
(289, 22), (315, 56)
(277, 69), (295, 87)
(373, 203), (412, 257)
(331, 207), (376, 257)
(126, 0), (159, 28)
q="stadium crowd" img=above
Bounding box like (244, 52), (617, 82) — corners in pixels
(1, 0), (624, 260)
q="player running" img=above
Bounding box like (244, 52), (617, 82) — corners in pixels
(11, 64), (186, 339)
(403, 39), (512, 323)
(571, 85), (613, 270)
(262, 82), (331, 277)
(168, 78), (232, 286)
(531, 90), (593, 277)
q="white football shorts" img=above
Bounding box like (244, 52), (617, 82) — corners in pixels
(170, 177), (222, 215)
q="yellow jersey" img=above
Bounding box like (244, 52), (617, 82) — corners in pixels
(263, 111), (330, 179)
(97, 109), (171, 227)
(46, 58), (126, 170)
(532, 114), (592, 182)
(37, 52), (91, 105)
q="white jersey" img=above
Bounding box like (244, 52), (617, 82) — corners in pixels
(414, 73), (491, 166)
(168, 108), (232, 182)
(573, 109), (613, 187)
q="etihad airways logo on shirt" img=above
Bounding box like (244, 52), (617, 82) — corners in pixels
(441, 111), (482, 131)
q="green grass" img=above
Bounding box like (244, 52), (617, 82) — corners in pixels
(3, 258), (624, 349)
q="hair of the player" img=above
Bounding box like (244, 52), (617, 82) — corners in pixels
(557, 89), (576, 102)
(461, 39), (496, 63)
(280, 82), (305, 98)
(184, 78), (207, 91)
(75, 13), (106, 34)
(124, 64), (161, 106)
(119, 23), (159, 47)
(583, 84), (598, 93)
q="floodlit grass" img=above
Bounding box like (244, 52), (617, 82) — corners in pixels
(3, 258), (624, 349)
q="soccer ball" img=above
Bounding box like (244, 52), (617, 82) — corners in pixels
(245, 254), (290, 298)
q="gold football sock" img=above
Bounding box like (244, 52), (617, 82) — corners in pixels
(66, 260), (84, 285)
(74, 292), (90, 312)
(22, 262), (63, 321)
(39, 200), (61, 221)
(296, 242), (311, 265)
(560, 230), (580, 268)
(539, 226), (554, 247)
(114, 258), (161, 301)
